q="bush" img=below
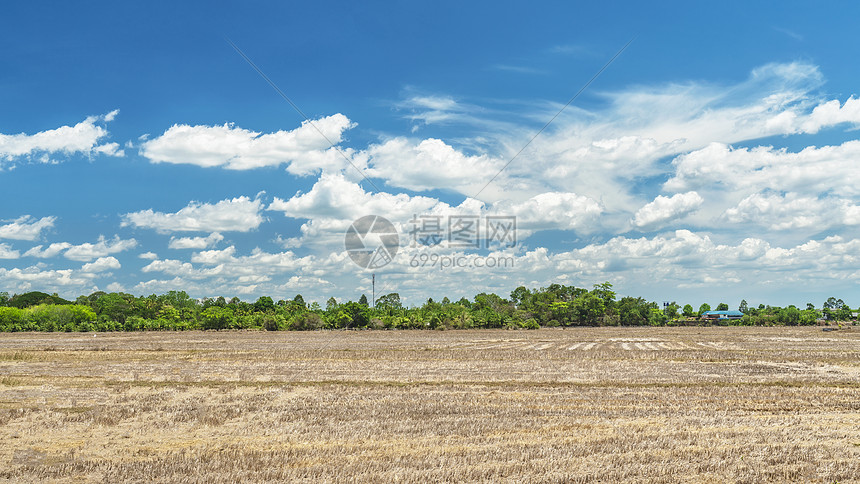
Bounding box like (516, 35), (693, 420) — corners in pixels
(291, 312), (324, 331)
(22, 305), (97, 331)
(0, 307), (25, 330)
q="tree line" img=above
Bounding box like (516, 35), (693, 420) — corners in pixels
(0, 284), (855, 333)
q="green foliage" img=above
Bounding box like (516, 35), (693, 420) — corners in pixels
(375, 293), (402, 310)
(682, 304), (695, 317)
(7, 291), (72, 309)
(201, 306), (235, 330)
(663, 302), (680, 319)
(253, 296), (275, 313)
(0, 285), (845, 332)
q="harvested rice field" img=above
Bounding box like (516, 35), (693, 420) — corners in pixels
(0, 327), (858, 483)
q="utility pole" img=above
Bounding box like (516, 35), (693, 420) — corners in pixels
(372, 274), (375, 309)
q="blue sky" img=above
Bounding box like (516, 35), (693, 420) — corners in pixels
(2, 1), (860, 308)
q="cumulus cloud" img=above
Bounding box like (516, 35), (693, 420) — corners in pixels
(190, 245), (236, 265)
(270, 172), (440, 222)
(64, 235), (138, 262)
(81, 256), (121, 273)
(632, 192), (704, 230)
(666, 141), (860, 198)
(798, 97), (860, 134)
(105, 282), (126, 292)
(723, 192), (860, 230)
(269, 172), (604, 251)
(139, 252), (159, 260)
(0, 266), (85, 289)
(0, 216), (56, 241)
(23, 242), (72, 259)
(0, 111), (123, 167)
(141, 247), (313, 283)
(122, 196), (265, 233)
(140, 114), (355, 174)
(366, 137), (504, 193)
(168, 232), (224, 250)
(0, 243), (20, 259)
(492, 192), (603, 234)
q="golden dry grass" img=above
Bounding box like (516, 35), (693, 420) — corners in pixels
(0, 327), (858, 483)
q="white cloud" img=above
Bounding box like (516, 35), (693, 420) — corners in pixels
(23, 242), (72, 259)
(0, 111), (123, 167)
(168, 232), (224, 250)
(493, 192), (603, 233)
(0, 265), (89, 289)
(632, 192), (704, 230)
(271, 174), (602, 247)
(800, 97), (860, 134)
(270, 172), (440, 222)
(139, 252), (159, 260)
(105, 282), (126, 292)
(64, 236), (138, 262)
(665, 141), (860, 198)
(723, 192), (860, 230)
(141, 247), (315, 286)
(0, 216), (56, 241)
(0, 243), (20, 259)
(81, 256), (121, 273)
(366, 137), (504, 193)
(140, 114), (355, 174)
(190, 246), (236, 265)
(122, 196), (265, 233)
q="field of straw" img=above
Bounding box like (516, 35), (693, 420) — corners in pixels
(0, 327), (858, 483)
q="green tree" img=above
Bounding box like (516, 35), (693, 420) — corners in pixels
(376, 293), (402, 310)
(358, 294), (369, 306)
(0, 292), (9, 306)
(326, 297), (338, 312)
(739, 299), (748, 314)
(201, 306), (235, 330)
(510, 286), (531, 308)
(591, 282), (616, 307)
(663, 302), (679, 319)
(92, 293), (134, 324)
(572, 294), (605, 326)
(823, 297), (844, 310)
(698, 303), (711, 316)
(716, 302), (729, 311)
(253, 296), (275, 313)
(837, 304), (853, 321)
(159, 291), (197, 310)
(648, 307), (667, 326)
(293, 294), (306, 308)
(823, 297), (844, 320)
(682, 304), (695, 317)
(8, 291), (71, 309)
(778, 306), (801, 325)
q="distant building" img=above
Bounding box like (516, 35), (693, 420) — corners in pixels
(701, 310), (744, 320)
